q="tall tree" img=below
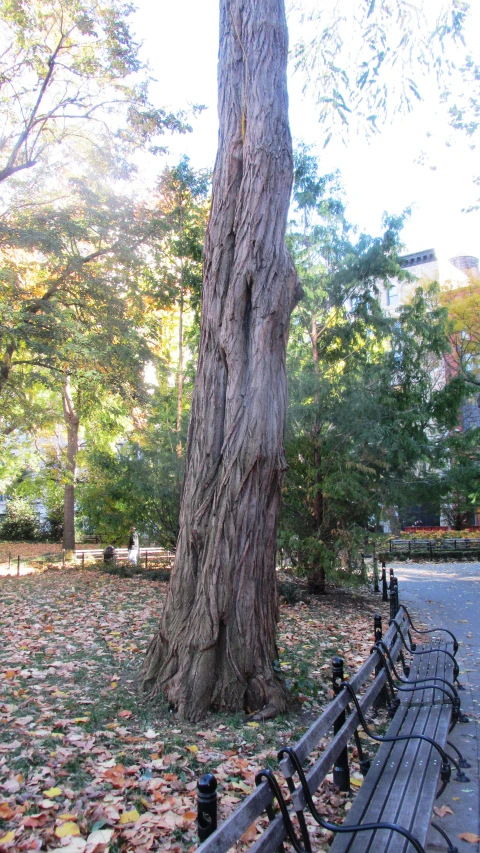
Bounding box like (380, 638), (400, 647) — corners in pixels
(0, 0), (185, 185)
(141, 0), (301, 721)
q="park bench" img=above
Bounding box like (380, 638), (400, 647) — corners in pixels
(196, 577), (470, 853)
(74, 546), (175, 570)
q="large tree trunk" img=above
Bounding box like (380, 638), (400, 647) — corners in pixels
(62, 376), (79, 551)
(140, 0), (300, 721)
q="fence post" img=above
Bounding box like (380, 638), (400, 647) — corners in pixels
(393, 576), (399, 615)
(389, 575), (396, 621)
(374, 614), (388, 706)
(332, 657), (350, 792)
(145, 550), (148, 570)
(197, 773), (217, 842)
(82, 552), (85, 569)
(8, 552), (11, 572)
(17, 555), (20, 577)
(381, 567), (388, 602)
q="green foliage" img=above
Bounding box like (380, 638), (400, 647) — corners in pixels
(0, 0), (189, 185)
(281, 148), (465, 582)
(291, 0), (469, 138)
(438, 427), (480, 529)
(0, 496), (39, 541)
(77, 388), (184, 547)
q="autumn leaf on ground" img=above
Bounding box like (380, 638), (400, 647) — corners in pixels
(240, 823), (258, 843)
(119, 808), (140, 824)
(458, 833), (480, 843)
(433, 805), (453, 817)
(56, 821), (80, 837)
(43, 786), (62, 797)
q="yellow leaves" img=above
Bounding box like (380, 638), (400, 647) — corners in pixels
(3, 670), (16, 680)
(109, 681), (118, 689)
(119, 808), (140, 824)
(43, 786), (62, 798)
(459, 833), (480, 844)
(0, 831), (15, 844)
(350, 776), (363, 788)
(55, 821), (80, 837)
(246, 721), (259, 728)
(73, 717), (89, 723)
(186, 744), (198, 753)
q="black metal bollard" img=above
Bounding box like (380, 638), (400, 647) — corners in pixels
(332, 657), (350, 792)
(197, 773), (217, 842)
(381, 567), (388, 602)
(374, 615), (389, 706)
(393, 576), (399, 616)
(389, 575), (396, 622)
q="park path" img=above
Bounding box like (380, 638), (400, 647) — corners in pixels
(392, 560), (480, 853)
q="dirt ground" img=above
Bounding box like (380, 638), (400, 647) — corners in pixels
(0, 565), (389, 852)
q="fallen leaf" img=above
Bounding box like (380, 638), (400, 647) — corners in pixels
(56, 821), (80, 837)
(23, 813), (48, 828)
(43, 786), (62, 797)
(118, 710), (132, 718)
(434, 805), (453, 817)
(0, 804), (14, 820)
(0, 831), (15, 844)
(186, 744), (198, 753)
(119, 808), (140, 824)
(350, 777), (363, 788)
(56, 840), (86, 853)
(240, 823), (258, 843)
(458, 833), (480, 843)
(86, 828), (114, 845)
(246, 722), (259, 728)
(182, 811), (196, 821)
(144, 728), (158, 739)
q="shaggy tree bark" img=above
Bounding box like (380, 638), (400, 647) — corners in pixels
(141, 0), (301, 721)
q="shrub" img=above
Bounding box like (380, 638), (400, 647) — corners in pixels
(0, 497), (39, 541)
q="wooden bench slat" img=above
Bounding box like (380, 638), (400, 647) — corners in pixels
(329, 703), (422, 853)
(196, 782), (274, 853)
(331, 703), (451, 853)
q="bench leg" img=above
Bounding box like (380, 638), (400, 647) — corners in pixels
(447, 739), (471, 769)
(276, 748), (428, 853)
(431, 821), (460, 853)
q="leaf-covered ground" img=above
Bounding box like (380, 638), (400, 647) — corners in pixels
(0, 566), (389, 853)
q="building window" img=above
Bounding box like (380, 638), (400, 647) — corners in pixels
(387, 285), (399, 307)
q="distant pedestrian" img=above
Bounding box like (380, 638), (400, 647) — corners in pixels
(128, 527), (139, 565)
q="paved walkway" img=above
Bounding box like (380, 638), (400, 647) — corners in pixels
(392, 560), (480, 853)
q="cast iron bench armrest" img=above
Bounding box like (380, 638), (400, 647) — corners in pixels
(399, 605), (459, 654)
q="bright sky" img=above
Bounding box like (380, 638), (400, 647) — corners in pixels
(132, 0), (480, 262)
